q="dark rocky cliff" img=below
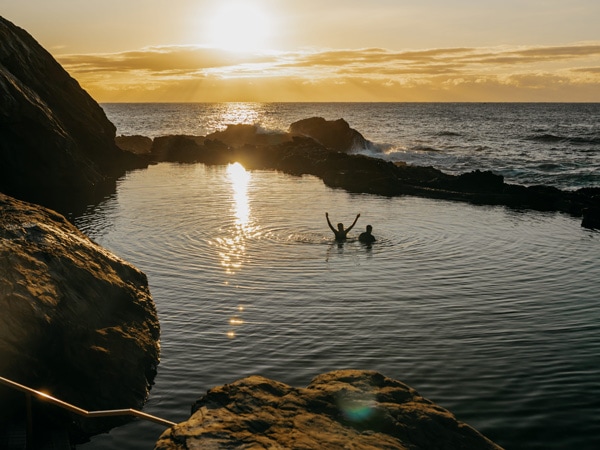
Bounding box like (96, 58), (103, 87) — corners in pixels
(0, 16), (144, 214)
(0, 192), (160, 438)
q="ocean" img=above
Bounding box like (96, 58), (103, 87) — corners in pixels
(101, 102), (600, 190)
(76, 103), (600, 449)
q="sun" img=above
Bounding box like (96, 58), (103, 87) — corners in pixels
(206, 1), (273, 52)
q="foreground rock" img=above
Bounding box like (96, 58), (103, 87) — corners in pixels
(156, 370), (502, 450)
(0, 193), (160, 438)
(0, 16), (145, 214)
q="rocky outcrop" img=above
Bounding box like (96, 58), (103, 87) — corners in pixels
(156, 370), (502, 450)
(115, 134), (153, 155)
(206, 124), (291, 148)
(582, 206), (600, 229)
(290, 117), (374, 152)
(0, 193), (160, 437)
(120, 132), (599, 224)
(0, 16), (145, 214)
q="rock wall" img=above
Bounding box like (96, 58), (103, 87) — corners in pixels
(0, 16), (145, 214)
(156, 370), (503, 450)
(0, 193), (160, 436)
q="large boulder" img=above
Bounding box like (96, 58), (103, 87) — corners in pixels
(0, 16), (145, 214)
(115, 134), (153, 155)
(0, 193), (160, 436)
(156, 370), (502, 450)
(150, 135), (216, 163)
(290, 117), (374, 152)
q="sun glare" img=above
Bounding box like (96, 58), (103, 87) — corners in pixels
(206, 1), (273, 52)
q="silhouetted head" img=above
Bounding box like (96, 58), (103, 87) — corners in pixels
(337, 223), (344, 231)
(366, 225), (373, 233)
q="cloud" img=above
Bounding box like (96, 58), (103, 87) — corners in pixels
(57, 45), (276, 74)
(55, 42), (600, 102)
(571, 66), (600, 74)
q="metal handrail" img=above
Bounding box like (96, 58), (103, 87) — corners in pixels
(0, 375), (176, 428)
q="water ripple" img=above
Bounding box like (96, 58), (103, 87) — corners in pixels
(76, 163), (600, 450)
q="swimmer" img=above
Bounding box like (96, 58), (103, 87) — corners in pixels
(326, 212), (360, 242)
(358, 225), (376, 244)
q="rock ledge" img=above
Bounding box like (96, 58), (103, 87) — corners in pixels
(156, 370), (502, 450)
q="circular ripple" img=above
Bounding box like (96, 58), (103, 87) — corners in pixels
(75, 163), (600, 450)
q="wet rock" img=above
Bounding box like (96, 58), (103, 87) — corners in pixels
(149, 135), (233, 165)
(151, 135), (206, 163)
(0, 193), (160, 437)
(453, 170), (505, 193)
(0, 16), (145, 214)
(581, 206), (600, 229)
(290, 117), (374, 152)
(156, 370), (502, 450)
(116, 134), (153, 155)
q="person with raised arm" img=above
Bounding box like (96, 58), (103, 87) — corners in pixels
(326, 212), (360, 242)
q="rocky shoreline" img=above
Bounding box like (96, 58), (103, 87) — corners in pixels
(117, 120), (600, 229)
(0, 13), (592, 449)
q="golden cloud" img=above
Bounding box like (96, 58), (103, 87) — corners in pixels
(55, 42), (600, 102)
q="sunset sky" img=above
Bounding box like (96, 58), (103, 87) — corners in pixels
(3, 0), (600, 102)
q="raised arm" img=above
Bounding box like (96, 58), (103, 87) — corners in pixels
(345, 213), (361, 233)
(325, 212), (336, 232)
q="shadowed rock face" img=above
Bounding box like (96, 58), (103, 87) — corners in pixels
(0, 193), (160, 437)
(582, 208), (600, 229)
(115, 134), (153, 155)
(155, 370), (503, 450)
(0, 16), (144, 214)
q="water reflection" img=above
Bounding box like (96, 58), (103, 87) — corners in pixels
(227, 307), (247, 340)
(216, 163), (253, 275)
(223, 163), (253, 339)
(228, 162), (251, 226)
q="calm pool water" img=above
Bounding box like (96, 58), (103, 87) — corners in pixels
(76, 162), (600, 450)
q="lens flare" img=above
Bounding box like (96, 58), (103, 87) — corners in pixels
(338, 394), (377, 422)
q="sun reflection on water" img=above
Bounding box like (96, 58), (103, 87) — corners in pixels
(221, 163), (255, 339)
(215, 162), (254, 276)
(228, 162), (251, 226)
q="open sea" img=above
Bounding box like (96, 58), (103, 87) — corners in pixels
(75, 103), (600, 450)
